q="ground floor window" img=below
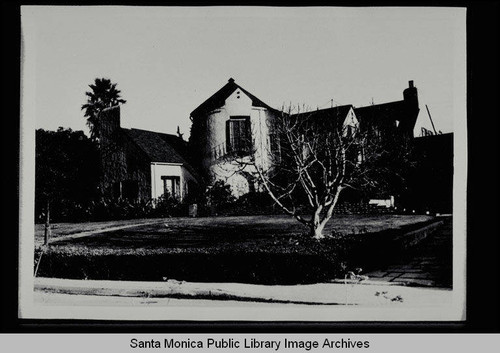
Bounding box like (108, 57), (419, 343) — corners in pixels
(162, 176), (181, 199)
(112, 180), (139, 201)
(122, 180), (139, 201)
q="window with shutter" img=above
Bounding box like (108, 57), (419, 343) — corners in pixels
(226, 116), (251, 156)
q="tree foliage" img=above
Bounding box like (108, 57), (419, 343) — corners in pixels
(35, 128), (101, 222)
(81, 78), (126, 143)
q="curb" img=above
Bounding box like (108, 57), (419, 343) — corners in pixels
(34, 277), (452, 307)
(330, 279), (403, 286)
(395, 219), (446, 249)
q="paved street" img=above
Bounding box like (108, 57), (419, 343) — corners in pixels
(364, 217), (452, 288)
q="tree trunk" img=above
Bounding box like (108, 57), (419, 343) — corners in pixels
(311, 188), (343, 240)
(311, 211), (335, 240)
(309, 205), (325, 239)
(311, 224), (326, 239)
(311, 217), (327, 240)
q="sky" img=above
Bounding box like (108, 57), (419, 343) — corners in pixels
(21, 6), (466, 138)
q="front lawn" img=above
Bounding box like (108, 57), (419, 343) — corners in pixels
(36, 214), (432, 248)
(35, 214), (435, 284)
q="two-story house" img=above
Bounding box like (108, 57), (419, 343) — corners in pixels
(188, 78), (419, 197)
(98, 78), (419, 203)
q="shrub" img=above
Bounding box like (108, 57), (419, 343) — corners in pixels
(205, 180), (235, 208)
(35, 238), (346, 284)
(151, 194), (186, 218)
(35, 194), (192, 223)
(218, 191), (283, 216)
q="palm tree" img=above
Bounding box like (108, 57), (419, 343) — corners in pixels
(82, 78), (126, 143)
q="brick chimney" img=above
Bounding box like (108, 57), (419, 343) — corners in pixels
(98, 105), (121, 145)
(403, 80), (418, 109)
(402, 80), (420, 138)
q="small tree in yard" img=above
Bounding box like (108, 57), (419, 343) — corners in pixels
(229, 106), (411, 239)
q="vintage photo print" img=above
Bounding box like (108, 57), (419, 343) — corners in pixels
(19, 6), (466, 321)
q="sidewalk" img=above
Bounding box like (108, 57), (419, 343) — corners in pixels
(35, 277), (451, 307)
(363, 217), (452, 288)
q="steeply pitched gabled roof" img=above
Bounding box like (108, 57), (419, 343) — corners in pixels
(353, 100), (408, 124)
(122, 128), (187, 164)
(190, 78), (274, 117)
(290, 104), (354, 121)
(353, 99), (419, 135)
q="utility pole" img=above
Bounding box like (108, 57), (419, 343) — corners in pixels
(425, 104), (438, 135)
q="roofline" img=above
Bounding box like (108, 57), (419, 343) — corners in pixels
(101, 105), (120, 113)
(151, 162), (184, 166)
(190, 79), (274, 117)
(290, 104), (354, 117)
(128, 127), (181, 139)
(121, 128), (187, 165)
(353, 100), (404, 110)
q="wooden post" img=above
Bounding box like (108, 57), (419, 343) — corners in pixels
(44, 199), (51, 246)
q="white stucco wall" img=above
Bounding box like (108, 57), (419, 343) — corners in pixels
(203, 88), (252, 167)
(150, 163), (197, 201)
(250, 107), (274, 170)
(202, 88), (275, 196)
(209, 161), (254, 198)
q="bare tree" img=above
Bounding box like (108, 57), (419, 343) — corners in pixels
(224, 105), (407, 239)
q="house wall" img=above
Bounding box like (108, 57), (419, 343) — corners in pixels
(200, 89), (275, 196)
(150, 163), (197, 201)
(209, 162), (259, 198)
(98, 106), (151, 201)
(181, 167), (199, 199)
(124, 139), (152, 201)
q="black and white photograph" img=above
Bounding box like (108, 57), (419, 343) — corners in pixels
(19, 6), (466, 322)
